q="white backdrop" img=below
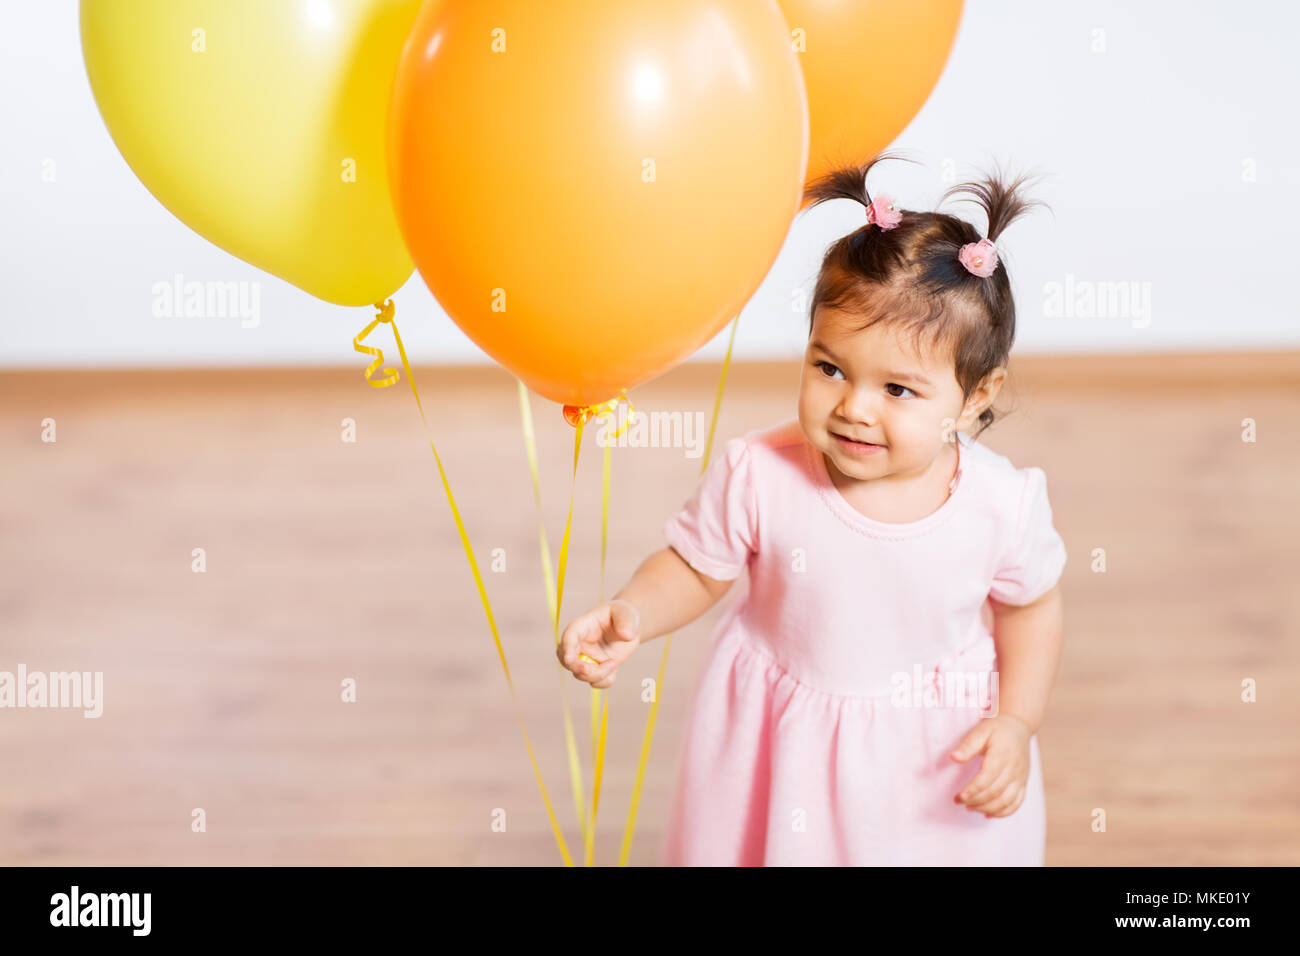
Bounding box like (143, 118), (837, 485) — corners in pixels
(2, 0), (1296, 369)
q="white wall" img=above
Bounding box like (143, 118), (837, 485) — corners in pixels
(2, 0), (1297, 370)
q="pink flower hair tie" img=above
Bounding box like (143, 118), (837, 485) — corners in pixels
(865, 193), (902, 230)
(959, 238), (998, 277)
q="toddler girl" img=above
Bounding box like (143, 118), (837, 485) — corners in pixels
(558, 153), (1067, 866)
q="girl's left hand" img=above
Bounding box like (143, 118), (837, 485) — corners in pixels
(949, 713), (1032, 818)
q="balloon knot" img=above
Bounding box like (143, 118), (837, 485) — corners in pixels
(562, 391), (637, 436)
(374, 299), (395, 323)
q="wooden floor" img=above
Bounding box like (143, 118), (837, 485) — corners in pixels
(1, 352), (1297, 866)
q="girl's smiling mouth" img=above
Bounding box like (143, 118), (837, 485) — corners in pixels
(833, 432), (885, 455)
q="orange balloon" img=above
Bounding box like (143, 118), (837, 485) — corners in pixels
(779, 0), (963, 201)
(388, 0), (808, 408)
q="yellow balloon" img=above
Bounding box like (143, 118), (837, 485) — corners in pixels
(80, 0), (418, 307)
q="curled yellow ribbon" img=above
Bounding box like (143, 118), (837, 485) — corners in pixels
(353, 299), (399, 387)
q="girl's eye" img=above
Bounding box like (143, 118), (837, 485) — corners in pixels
(885, 383), (916, 399)
(815, 361), (844, 380)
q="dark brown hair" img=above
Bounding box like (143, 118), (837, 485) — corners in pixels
(803, 151), (1047, 438)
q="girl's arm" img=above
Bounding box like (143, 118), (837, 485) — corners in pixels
(988, 584), (1065, 734)
(611, 546), (735, 643)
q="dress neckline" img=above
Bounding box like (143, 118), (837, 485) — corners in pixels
(808, 432), (969, 538)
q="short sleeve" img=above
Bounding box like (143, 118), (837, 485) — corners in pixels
(988, 467), (1067, 606)
(663, 436), (757, 581)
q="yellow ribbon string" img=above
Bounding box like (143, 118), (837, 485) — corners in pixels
(617, 312), (739, 866)
(587, 684), (609, 867)
(356, 300), (574, 866)
(550, 395), (636, 866)
(587, 436), (613, 866)
(585, 408), (625, 866)
(549, 396), (637, 659)
(516, 380), (590, 849)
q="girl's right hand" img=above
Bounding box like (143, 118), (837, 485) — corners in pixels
(557, 598), (642, 689)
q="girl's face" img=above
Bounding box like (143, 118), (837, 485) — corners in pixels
(797, 304), (1001, 487)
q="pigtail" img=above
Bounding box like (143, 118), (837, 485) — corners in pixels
(802, 149), (919, 212)
(940, 161), (1048, 242)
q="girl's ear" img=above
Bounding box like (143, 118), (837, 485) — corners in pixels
(960, 367), (1007, 425)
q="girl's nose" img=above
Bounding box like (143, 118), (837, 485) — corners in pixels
(838, 387), (879, 426)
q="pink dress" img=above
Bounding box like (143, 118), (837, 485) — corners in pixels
(660, 418), (1067, 866)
